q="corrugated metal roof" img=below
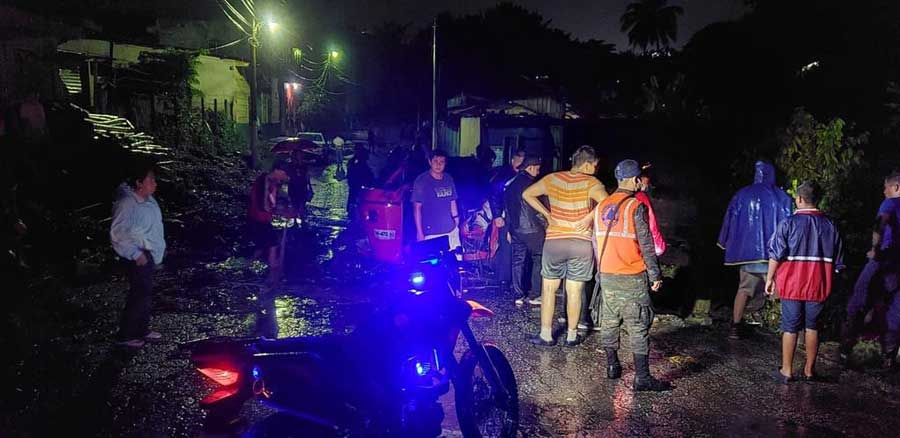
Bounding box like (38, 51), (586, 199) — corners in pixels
(58, 68), (81, 95)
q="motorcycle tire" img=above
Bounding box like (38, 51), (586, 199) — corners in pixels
(454, 345), (519, 438)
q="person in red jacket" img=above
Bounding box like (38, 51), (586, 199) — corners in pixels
(249, 159), (292, 286)
(766, 182), (844, 383)
(636, 169), (666, 256)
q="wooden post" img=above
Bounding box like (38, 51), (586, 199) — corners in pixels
(213, 98), (217, 113)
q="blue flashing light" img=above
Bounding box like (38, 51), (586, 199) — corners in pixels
(252, 366), (261, 380)
(415, 361), (427, 377)
(410, 272), (425, 288)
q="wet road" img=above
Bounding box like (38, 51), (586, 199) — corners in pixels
(11, 163), (900, 437)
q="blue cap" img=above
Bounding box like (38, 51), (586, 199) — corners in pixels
(614, 159), (641, 180)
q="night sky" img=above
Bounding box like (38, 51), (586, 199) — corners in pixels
(15, 0), (748, 51)
(299, 0), (749, 51)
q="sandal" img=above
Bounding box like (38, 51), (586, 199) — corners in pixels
(771, 368), (793, 385)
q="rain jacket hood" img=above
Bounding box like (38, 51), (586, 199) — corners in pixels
(717, 161), (793, 265)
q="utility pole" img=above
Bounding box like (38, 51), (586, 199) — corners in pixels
(431, 18), (437, 153)
(249, 20), (261, 168)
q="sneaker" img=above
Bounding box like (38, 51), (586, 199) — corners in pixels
(728, 323), (742, 340)
(116, 338), (146, 348)
(527, 297), (542, 305)
(144, 331), (162, 341)
(577, 322), (590, 331)
(514, 298), (525, 306)
(592, 325), (603, 332)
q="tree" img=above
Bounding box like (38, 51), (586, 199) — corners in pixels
(776, 108), (867, 236)
(620, 0), (684, 53)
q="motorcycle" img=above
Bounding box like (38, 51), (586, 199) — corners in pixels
(186, 237), (519, 437)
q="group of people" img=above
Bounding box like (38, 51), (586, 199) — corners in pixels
(411, 144), (899, 390)
(107, 141), (900, 390)
(720, 161), (900, 378)
(409, 145), (673, 390)
(515, 147), (672, 391)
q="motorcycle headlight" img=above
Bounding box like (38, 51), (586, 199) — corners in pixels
(409, 272), (426, 294)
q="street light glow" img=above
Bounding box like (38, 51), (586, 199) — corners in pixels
(267, 20), (279, 33)
(330, 50), (340, 61)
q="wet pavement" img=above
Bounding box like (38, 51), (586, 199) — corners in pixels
(7, 163), (900, 438)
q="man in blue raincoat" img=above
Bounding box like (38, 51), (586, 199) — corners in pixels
(718, 161), (793, 339)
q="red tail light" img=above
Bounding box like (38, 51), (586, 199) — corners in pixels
(200, 387), (240, 406)
(197, 367), (240, 386)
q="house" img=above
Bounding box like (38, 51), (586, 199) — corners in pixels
(438, 93), (578, 169)
(56, 39), (251, 127)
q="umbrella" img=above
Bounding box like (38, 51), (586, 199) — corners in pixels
(271, 138), (320, 154)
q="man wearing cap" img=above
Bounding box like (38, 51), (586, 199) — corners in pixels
(503, 155), (545, 306)
(595, 159), (671, 391)
(523, 145), (607, 346)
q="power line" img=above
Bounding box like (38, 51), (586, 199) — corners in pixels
(207, 37), (247, 52)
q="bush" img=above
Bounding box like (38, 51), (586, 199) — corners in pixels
(776, 108), (868, 227)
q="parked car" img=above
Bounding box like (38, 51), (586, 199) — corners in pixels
(295, 132), (327, 148)
(266, 137), (326, 163)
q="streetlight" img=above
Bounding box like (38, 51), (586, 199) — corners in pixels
(328, 50), (341, 62)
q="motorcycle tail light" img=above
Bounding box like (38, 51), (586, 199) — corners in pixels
(200, 387), (240, 406)
(197, 367), (240, 386)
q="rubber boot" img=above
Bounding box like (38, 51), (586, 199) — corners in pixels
(606, 348), (622, 379)
(606, 349), (622, 379)
(633, 354), (672, 392)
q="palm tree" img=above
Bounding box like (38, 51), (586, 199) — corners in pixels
(620, 0), (685, 53)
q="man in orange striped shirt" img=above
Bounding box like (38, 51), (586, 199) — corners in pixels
(523, 146), (608, 346)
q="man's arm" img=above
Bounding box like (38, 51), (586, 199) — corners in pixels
(522, 176), (554, 225)
(765, 221), (790, 294)
(588, 181), (608, 204)
(765, 259), (781, 295)
(414, 202), (425, 241)
(869, 213), (890, 259)
(450, 200), (459, 228)
(110, 200), (147, 264)
(634, 204), (662, 290)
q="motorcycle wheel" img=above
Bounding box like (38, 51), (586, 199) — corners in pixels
(454, 345), (519, 438)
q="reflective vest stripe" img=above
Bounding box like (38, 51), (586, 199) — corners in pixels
(594, 193), (645, 275)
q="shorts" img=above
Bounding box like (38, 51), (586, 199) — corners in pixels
(780, 299), (824, 333)
(540, 238), (593, 282)
(738, 271), (766, 298)
(250, 221), (281, 249)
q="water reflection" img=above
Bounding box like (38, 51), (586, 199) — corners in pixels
(254, 294), (335, 339)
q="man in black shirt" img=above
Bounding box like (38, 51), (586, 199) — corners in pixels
(503, 155), (545, 306)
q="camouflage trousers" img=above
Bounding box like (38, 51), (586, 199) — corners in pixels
(599, 273), (654, 355)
